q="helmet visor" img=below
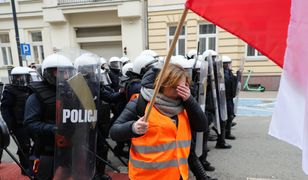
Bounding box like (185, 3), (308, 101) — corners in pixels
(109, 61), (122, 70)
(10, 74), (30, 86)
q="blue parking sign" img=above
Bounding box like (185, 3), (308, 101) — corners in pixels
(20, 44), (31, 56)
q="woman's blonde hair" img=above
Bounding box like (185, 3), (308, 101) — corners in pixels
(154, 63), (190, 91)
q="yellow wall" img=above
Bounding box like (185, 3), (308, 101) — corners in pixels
(148, 5), (282, 77)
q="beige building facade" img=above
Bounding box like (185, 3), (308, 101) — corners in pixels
(148, 0), (282, 90)
(0, 0), (147, 83)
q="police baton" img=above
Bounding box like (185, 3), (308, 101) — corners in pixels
(82, 145), (120, 173)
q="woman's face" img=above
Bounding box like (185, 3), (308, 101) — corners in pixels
(163, 76), (187, 100)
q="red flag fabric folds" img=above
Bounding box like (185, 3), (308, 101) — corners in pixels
(185, 0), (291, 67)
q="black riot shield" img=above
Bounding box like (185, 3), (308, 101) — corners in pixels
(234, 58), (246, 115)
(54, 52), (100, 180)
(215, 59), (228, 121)
(195, 60), (208, 156)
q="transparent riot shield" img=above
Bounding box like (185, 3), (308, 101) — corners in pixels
(215, 59), (228, 121)
(208, 54), (221, 134)
(195, 60), (208, 156)
(100, 69), (112, 86)
(54, 50), (100, 180)
(234, 58), (246, 115)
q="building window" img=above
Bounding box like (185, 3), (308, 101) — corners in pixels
(0, 34), (13, 66)
(199, 24), (217, 53)
(246, 45), (263, 57)
(30, 31), (44, 64)
(168, 26), (186, 56)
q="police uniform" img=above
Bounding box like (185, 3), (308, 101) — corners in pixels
(0, 84), (32, 174)
(224, 68), (237, 139)
(24, 81), (56, 180)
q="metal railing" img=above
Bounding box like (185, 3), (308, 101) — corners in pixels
(58, 0), (113, 5)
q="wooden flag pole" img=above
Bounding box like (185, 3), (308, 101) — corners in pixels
(144, 7), (189, 122)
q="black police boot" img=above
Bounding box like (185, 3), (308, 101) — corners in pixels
(232, 122), (237, 127)
(188, 152), (211, 180)
(199, 132), (215, 172)
(226, 132), (236, 140)
(215, 121), (232, 149)
(199, 155), (215, 172)
(226, 118), (236, 140)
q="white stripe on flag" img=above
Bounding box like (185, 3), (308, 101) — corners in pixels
(270, 0), (308, 175)
(269, 72), (304, 149)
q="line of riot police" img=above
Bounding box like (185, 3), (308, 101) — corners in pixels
(0, 48), (242, 180)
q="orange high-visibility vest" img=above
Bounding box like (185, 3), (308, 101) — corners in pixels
(129, 93), (139, 101)
(129, 104), (192, 180)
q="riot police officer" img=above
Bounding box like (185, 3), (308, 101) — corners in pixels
(222, 55), (237, 140)
(24, 53), (74, 180)
(1, 66), (32, 175)
(108, 56), (122, 92)
(202, 50), (232, 150)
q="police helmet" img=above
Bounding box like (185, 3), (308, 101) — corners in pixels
(26, 67), (42, 82)
(120, 56), (130, 66)
(122, 62), (134, 77)
(186, 49), (198, 60)
(108, 57), (122, 70)
(10, 67), (31, 86)
(41, 53), (73, 86)
(201, 49), (218, 62)
(133, 54), (158, 76)
(75, 53), (100, 81)
(222, 55), (232, 63)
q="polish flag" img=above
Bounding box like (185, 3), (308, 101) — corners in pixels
(186, 0), (308, 174)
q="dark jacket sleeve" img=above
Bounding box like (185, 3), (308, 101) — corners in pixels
(24, 94), (55, 136)
(183, 95), (208, 132)
(101, 86), (126, 103)
(0, 88), (14, 130)
(110, 98), (141, 142)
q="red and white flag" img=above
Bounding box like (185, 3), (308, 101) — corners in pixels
(186, 0), (308, 174)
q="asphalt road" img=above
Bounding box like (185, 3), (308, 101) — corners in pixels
(206, 116), (307, 180)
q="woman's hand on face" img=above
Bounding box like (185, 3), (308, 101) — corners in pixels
(133, 116), (149, 135)
(177, 84), (191, 101)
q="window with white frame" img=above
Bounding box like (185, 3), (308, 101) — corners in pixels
(199, 24), (217, 52)
(0, 33), (13, 66)
(246, 45), (263, 57)
(30, 31), (44, 64)
(168, 26), (186, 56)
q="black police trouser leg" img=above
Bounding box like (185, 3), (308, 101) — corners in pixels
(217, 121), (227, 145)
(226, 118), (233, 136)
(36, 155), (54, 180)
(96, 134), (109, 173)
(14, 128), (31, 170)
(200, 129), (209, 161)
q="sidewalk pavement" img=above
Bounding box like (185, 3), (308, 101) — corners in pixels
(240, 91), (278, 99)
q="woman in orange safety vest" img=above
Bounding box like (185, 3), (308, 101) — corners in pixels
(110, 64), (208, 180)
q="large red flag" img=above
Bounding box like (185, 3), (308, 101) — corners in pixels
(185, 0), (308, 175)
(185, 0), (291, 67)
